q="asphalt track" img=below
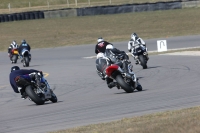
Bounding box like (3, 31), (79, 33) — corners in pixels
(0, 35), (200, 133)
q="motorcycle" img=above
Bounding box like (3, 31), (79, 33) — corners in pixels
(21, 48), (31, 67)
(105, 54), (142, 93)
(10, 48), (19, 63)
(132, 43), (148, 69)
(24, 76), (57, 105)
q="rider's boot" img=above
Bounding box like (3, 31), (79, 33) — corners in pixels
(108, 82), (117, 89)
(18, 87), (27, 99)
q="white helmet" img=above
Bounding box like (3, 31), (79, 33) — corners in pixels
(97, 37), (104, 43)
(106, 44), (113, 49)
(97, 52), (105, 59)
(12, 40), (16, 45)
(131, 33), (138, 41)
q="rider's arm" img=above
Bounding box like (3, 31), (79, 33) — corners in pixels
(95, 45), (98, 54)
(128, 41), (132, 52)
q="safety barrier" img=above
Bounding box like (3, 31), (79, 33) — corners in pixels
(0, 0), (199, 23)
(0, 11), (44, 23)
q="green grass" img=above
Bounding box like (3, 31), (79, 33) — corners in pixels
(0, 8), (200, 52)
(50, 106), (200, 133)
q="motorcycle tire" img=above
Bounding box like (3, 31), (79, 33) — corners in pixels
(23, 57), (29, 67)
(12, 55), (18, 63)
(25, 85), (45, 105)
(115, 74), (133, 93)
(49, 92), (58, 103)
(139, 55), (147, 69)
(136, 84), (143, 91)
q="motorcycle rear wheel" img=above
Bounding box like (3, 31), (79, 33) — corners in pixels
(115, 74), (133, 93)
(12, 54), (18, 63)
(23, 57), (29, 67)
(25, 85), (45, 105)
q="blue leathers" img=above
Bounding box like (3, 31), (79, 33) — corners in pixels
(9, 69), (40, 93)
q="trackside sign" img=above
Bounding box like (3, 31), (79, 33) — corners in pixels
(157, 40), (167, 52)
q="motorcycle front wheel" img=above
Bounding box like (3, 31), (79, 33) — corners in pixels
(139, 55), (147, 69)
(49, 92), (57, 103)
(25, 85), (45, 105)
(115, 74), (133, 93)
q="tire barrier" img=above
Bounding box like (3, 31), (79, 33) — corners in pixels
(0, 11), (45, 23)
(38, 11), (44, 19)
(8, 14), (13, 21)
(29, 12), (35, 19)
(4, 15), (9, 22)
(34, 11), (39, 19)
(24, 13), (30, 20)
(16, 13), (22, 21)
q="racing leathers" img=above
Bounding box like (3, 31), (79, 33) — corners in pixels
(8, 42), (19, 59)
(9, 69), (42, 99)
(18, 43), (31, 61)
(96, 48), (130, 89)
(128, 37), (149, 64)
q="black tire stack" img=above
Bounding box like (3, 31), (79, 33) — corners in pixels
(0, 11), (44, 23)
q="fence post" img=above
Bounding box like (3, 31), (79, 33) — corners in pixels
(67, 0), (69, 7)
(8, 3), (11, 12)
(75, 0), (77, 6)
(29, 2), (31, 8)
(47, 0), (49, 9)
(110, 0), (111, 4)
(88, 0), (90, 5)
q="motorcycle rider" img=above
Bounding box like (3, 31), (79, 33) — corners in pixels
(96, 52), (119, 89)
(96, 45), (132, 89)
(9, 66), (43, 99)
(95, 37), (113, 54)
(8, 40), (19, 62)
(18, 39), (31, 62)
(128, 33), (149, 64)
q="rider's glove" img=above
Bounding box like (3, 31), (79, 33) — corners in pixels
(8, 53), (10, 57)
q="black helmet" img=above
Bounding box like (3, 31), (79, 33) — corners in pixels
(11, 66), (20, 72)
(21, 39), (26, 44)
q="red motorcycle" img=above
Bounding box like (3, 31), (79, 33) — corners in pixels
(105, 56), (142, 93)
(10, 48), (19, 63)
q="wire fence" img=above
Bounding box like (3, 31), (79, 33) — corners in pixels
(0, 0), (176, 14)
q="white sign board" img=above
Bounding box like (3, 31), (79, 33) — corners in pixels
(157, 40), (167, 52)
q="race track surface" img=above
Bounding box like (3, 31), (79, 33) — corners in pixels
(0, 35), (200, 133)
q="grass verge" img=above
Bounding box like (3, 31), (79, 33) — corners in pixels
(49, 106), (200, 133)
(0, 8), (200, 52)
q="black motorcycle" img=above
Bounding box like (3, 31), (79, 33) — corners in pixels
(21, 48), (31, 67)
(132, 44), (148, 69)
(24, 76), (57, 105)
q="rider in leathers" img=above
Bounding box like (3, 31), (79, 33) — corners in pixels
(95, 37), (113, 54)
(128, 33), (149, 64)
(96, 45), (131, 89)
(9, 66), (43, 99)
(8, 40), (19, 62)
(18, 40), (31, 62)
